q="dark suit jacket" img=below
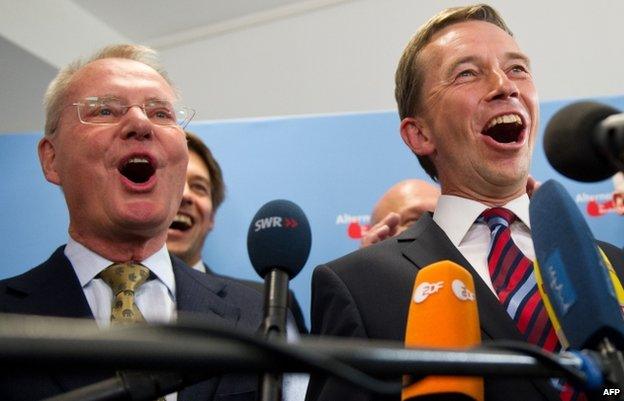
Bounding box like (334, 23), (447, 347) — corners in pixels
(306, 213), (624, 401)
(204, 263), (308, 334)
(0, 246), (264, 401)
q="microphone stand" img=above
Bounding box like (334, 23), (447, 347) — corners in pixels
(260, 269), (290, 401)
(0, 314), (617, 400)
(589, 338), (624, 401)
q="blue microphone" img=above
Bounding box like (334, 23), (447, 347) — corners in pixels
(247, 199), (311, 401)
(247, 199), (311, 279)
(530, 179), (624, 392)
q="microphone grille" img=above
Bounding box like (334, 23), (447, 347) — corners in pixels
(544, 101), (619, 182)
(247, 199), (311, 278)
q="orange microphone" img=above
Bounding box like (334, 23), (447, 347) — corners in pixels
(402, 260), (484, 401)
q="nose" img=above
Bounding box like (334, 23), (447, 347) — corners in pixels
(121, 105), (153, 141)
(485, 68), (519, 102)
(180, 181), (193, 206)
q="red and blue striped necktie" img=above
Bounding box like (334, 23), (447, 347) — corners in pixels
(480, 208), (585, 401)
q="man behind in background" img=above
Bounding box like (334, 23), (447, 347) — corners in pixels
(360, 179), (439, 248)
(167, 131), (307, 332)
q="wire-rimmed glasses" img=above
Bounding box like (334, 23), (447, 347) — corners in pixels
(71, 96), (195, 129)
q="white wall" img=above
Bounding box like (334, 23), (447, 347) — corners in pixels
(160, 0), (624, 122)
(1, 0), (623, 132)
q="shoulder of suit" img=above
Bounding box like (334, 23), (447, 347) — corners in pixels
(179, 258), (264, 307)
(318, 234), (406, 282)
(0, 246), (67, 290)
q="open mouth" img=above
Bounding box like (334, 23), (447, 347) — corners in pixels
(118, 156), (156, 184)
(170, 213), (193, 231)
(482, 114), (525, 144)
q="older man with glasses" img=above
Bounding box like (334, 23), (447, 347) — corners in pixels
(0, 44), (264, 401)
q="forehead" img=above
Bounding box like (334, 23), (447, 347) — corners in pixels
(68, 58), (176, 102)
(188, 150), (211, 179)
(421, 20), (523, 65)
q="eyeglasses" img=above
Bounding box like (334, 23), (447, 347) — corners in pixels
(71, 96), (195, 128)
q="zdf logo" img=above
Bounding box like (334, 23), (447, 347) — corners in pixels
(254, 216), (299, 232)
(413, 281), (444, 303)
(452, 279), (475, 301)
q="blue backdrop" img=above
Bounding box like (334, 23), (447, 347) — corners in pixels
(1, 96), (623, 327)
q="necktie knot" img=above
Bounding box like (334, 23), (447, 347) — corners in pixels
(99, 262), (149, 294)
(480, 207), (516, 232)
(99, 262), (150, 324)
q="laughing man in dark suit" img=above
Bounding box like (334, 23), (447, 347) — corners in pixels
(306, 4), (624, 401)
(0, 44), (263, 401)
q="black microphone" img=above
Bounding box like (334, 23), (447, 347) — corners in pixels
(530, 179), (624, 395)
(247, 199), (311, 401)
(543, 101), (624, 182)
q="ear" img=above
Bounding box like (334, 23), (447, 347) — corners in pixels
(38, 137), (61, 185)
(400, 117), (435, 156)
(206, 210), (216, 233)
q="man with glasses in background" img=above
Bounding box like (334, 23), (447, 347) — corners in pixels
(0, 44), (263, 401)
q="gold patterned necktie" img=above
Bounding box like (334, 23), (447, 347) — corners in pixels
(99, 263), (167, 401)
(99, 262), (150, 324)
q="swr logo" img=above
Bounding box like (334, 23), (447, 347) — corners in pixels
(413, 281), (444, 303)
(254, 216), (298, 232)
(284, 218), (298, 228)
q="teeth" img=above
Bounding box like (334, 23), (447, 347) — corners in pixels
(127, 157), (149, 164)
(173, 214), (192, 226)
(486, 114), (522, 129)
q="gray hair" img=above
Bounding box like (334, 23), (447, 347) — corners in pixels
(43, 44), (175, 137)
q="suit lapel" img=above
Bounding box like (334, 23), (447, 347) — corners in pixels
(172, 256), (241, 325)
(400, 214), (559, 401)
(171, 256), (242, 401)
(398, 213), (523, 342)
(4, 246), (112, 392)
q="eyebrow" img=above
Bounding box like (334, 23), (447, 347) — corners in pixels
(189, 174), (211, 183)
(444, 55), (480, 77)
(87, 95), (172, 104)
(505, 51), (532, 69)
(444, 51), (532, 77)
(145, 96), (173, 103)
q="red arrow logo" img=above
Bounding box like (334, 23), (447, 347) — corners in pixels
(284, 217), (298, 228)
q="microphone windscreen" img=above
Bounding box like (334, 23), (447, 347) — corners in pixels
(543, 101), (620, 182)
(530, 180), (624, 349)
(402, 260), (483, 401)
(247, 199), (311, 278)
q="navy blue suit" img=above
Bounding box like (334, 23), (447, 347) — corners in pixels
(306, 213), (624, 401)
(0, 246), (263, 401)
(203, 263), (308, 334)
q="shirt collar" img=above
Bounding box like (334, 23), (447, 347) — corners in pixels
(64, 238), (176, 298)
(433, 193), (531, 247)
(192, 260), (207, 273)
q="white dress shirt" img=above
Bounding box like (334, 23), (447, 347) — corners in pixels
(191, 259), (206, 273)
(65, 238), (177, 328)
(432, 194), (534, 296)
(65, 238), (178, 400)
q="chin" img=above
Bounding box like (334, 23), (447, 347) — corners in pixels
(122, 200), (170, 221)
(115, 211), (170, 237)
(166, 242), (187, 257)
